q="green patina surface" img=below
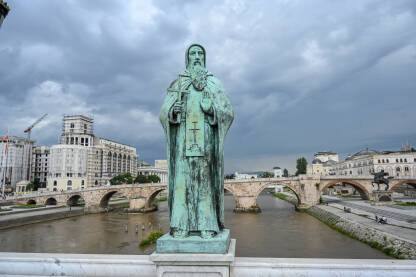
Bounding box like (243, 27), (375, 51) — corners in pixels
(156, 229), (230, 253)
(158, 44), (233, 252)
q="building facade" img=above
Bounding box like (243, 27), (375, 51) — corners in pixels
(137, 160), (168, 183)
(307, 151), (339, 176)
(272, 167), (283, 178)
(47, 115), (138, 191)
(0, 136), (34, 188)
(30, 146), (50, 189)
(319, 145), (416, 178)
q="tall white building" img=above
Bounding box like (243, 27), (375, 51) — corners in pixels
(47, 115), (138, 191)
(0, 136), (34, 188)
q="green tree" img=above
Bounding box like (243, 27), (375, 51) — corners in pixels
(147, 174), (161, 183)
(225, 173), (235, 180)
(26, 183), (35, 191)
(283, 168), (289, 177)
(110, 173), (134, 185)
(135, 174), (149, 184)
(295, 157), (307, 176)
(261, 171), (274, 178)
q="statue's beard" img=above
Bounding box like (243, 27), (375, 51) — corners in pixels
(189, 65), (207, 91)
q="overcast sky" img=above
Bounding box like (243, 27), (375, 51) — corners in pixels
(1, 0), (415, 173)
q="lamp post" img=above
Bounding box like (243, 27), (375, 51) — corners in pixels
(0, 0), (10, 28)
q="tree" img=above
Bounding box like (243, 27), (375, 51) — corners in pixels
(26, 183), (35, 191)
(147, 174), (161, 183)
(283, 168), (289, 177)
(295, 157), (307, 176)
(261, 171), (274, 178)
(135, 174), (149, 184)
(110, 173), (134, 185)
(225, 173), (235, 180)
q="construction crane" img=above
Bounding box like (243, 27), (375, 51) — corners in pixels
(24, 113), (48, 140)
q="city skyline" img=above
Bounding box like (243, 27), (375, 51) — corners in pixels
(1, 1), (416, 173)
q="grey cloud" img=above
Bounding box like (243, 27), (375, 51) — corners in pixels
(1, 0), (415, 173)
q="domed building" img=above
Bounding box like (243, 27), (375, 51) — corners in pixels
(307, 151), (339, 176)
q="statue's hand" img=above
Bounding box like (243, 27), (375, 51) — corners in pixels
(200, 91), (213, 114)
(173, 101), (184, 115)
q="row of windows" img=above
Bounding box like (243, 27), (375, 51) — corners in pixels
(377, 158), (415, 164)
(65, 137), (90, 146)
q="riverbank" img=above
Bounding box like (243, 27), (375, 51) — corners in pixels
(270, 191), (416, 259)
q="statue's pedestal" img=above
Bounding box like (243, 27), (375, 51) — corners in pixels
(150, 238), (235, 277)
(156, 229), (230, 254)
(371, 190), (393, 206)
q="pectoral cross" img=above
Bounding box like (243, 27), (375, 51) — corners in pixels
(190, 121), (199, 144)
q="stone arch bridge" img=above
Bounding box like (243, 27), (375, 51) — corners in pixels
(7, 176), (416, 212)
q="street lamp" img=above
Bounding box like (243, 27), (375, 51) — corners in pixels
(0, 0), (10, 28)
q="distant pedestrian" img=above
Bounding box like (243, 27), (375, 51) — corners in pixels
(375, 215), (378, 222)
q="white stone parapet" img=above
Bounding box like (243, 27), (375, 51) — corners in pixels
(1, 252), (416, 276)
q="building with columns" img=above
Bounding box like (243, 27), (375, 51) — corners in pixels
(137, 160), (168, 183)
(47, 115), (138, 191)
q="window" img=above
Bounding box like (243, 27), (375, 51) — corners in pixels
(53, 180), (57, 186)
(404, 158), (407, 162)
(396, 167), (401, 172)
(396, 159), (399, 162)
(378, 160), (381, 163)
(386, 159), (389, 163)
(400, 158), (403, 163)
(81, 138), (84, 145)
(75, 137), (78, 145)
(70, 137), (74, 145)
(405, 167), (409, 172)
(70, 123), (75, 128)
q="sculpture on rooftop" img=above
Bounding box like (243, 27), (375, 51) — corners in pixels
(160, 44), (234, 239)
(0, 0), (9, 28)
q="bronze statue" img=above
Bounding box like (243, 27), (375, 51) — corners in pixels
(371, 170), (393, 191)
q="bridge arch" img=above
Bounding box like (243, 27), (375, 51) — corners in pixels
(99, 191), (118, 208)
(391, 180), (416, 191)
(321, 179), (370, 200)
(146, 188), (166, 208)
(255, 182), (301, 205)
(45, 198), (57, 206)
(67, 194), (85, 206)
(27, 199), (36, 205)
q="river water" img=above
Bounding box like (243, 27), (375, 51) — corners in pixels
(0, 193), (390, 258)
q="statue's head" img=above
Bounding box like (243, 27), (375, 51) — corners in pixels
(186, 43), (206, 69)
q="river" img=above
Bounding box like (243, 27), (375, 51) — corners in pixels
(0, 192), (390, 258)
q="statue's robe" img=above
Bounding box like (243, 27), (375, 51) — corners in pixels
(160, 70), (233, 234)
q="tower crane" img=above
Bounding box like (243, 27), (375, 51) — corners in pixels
(24, 113), (48, 140)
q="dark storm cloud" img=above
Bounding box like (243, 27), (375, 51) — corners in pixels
(1, 0), (415, 173)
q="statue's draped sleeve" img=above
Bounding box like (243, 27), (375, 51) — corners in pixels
(207, 77), (234, 228)
(160, 79), (180, 218)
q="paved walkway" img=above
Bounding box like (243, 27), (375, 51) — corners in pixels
(317, 203), (416, 243)
(322, 196), (416, 223)
(0, 206), (83, 223)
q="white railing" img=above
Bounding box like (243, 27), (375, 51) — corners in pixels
(0, 252), (415, 277)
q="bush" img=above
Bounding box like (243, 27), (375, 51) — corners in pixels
(139, 231), (164, 246)
(135, 174), (161, 184)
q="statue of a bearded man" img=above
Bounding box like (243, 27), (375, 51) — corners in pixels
(160, 44), (234, 239)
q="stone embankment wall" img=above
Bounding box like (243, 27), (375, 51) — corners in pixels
(306, 206), (416, 259)
(273, 192), (416, 259)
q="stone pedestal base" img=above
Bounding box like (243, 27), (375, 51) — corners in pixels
(156, 229), (230, 254)
(371, 190), (393, 206)
(150, 239), (235, 277)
